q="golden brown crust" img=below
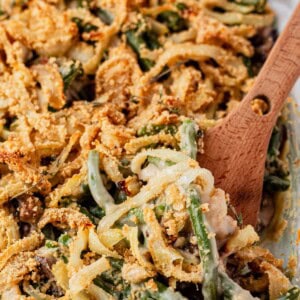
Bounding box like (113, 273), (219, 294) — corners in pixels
(0, 252), (38, 292)
(38, 208), (93, 230)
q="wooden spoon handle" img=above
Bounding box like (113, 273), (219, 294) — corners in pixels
(240, 3), (300, 119)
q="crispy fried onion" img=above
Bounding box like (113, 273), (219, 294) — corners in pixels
(124, 133), (178, 154)
(0, 149), (49, 189)
(0, 151), (51, 204)
(93, 142), (124, 183)
(260, 261), (291, 300)
(0, 173), (30, 205)
(31, 64), (66, 112)
(52, 260), (69, 292)
(204, 7), (274, 27)
(170, 67), (216, 113)
(38, 208), (93, 230)
(5, 1), (78, 56)
(47, 131), (81, 178)
(98, 149), (214, 232)
(22, 280), (65, 300)
(61, 228), (116, 298)
(144, 207), (202, 283)
(0, 25), (25, 65)
(88, 228), (121, 258)
(235, 246), (283, 268)
(0, 231), (43, 271)
(88, 283), (113, 300)
(225, 225), (259, 254)
(235, 246), (291, 298)
(69, 0), (128, 74)
(1, 285), (24, 300)
(69, 257), (110, 295)
(97, 160), (191, 232)
(47, 168), (87, 208)
(203, 0), (256, 14)
(141, 44), (247, 86)
(0, 252), (38, 293)
(195, 15), (254, 57)
(68, 227), (88, 276)
(0, 150), (28, 173)
(121, 262), (156, 284)
(122, 225), (154, 271)
(98, 228), (124, 249)
(66, 227), (115, 298)
(95, 51), (142, 105)
(0, 209), (19, 250)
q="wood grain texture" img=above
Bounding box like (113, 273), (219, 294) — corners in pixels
(198, 4), (300, 226)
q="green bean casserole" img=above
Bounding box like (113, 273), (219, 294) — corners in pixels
(0, 0), (298, 299)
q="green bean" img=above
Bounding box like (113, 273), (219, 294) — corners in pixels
(93, 258), (131, 298)
(47, 106), (58, 112)
(242, 56), (254, 77)
(143, 30), (161, 50)
(264, 175), (290, 192)
(79, 206), (99, 225)
(45, 240), (58, 249)
(176, 3), (188, 11)
(87, 150), (114, 211)
(60, 61), (84, 91)
(179, 119), (197, 160)
(95, 7), (113, 25)
(125, 29), (144, 53)
(58, 233), (71, 246)
(157, 11), (187, 32)
(126, 29), (160, 53)
(268, 125), (282, 157)
(72, 17), (98, 33)
(277, 287), (300, 300)
(137, 124), (177, 137)
(220, 271), (257, 299)
(41, 224), (59, 240)
(125, 28), (159, 71)
(138, 57), (155, 72)
(187, 187), (219, 299)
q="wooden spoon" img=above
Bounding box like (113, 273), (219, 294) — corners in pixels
(198, 4), (300, 226)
